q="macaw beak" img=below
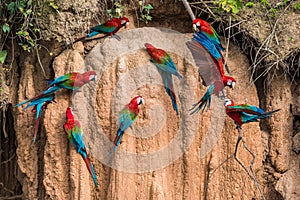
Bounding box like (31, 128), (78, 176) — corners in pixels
(193, 24), (198, 31)
(125, 22), (129, 28)
(231, 82), (235, 89)
(89, 75), (96, 81)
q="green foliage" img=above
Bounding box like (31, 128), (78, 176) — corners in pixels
(107, 2), (124, 18)
(0, 0), (58, 63)
(215, 0), (243, 14)
(293, 2), (300, 10)
(139, 1), (153, 24)
(0, 50), (7, 64)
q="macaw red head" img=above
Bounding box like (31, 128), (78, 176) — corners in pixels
(119, 17), (129, 28)
(224, 99), (234, 107)
(82, 70), (96, 83)
(145, 43), (155, 50)
(192, 18), (203, 31)
(66, 107), (74, 120)
(130, 96), (144, 107)
(223, 76), (236, 89)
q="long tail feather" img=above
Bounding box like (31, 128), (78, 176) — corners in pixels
(190, 85), (214, 114)
(82, 156), (99, 187)
(260, 109), (280, 119)
(113, 129), (124, 152)
(162, 72), (179, 115)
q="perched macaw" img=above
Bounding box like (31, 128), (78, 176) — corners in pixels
(63, 107), (99, 187)
(192, 18), (230, 73)
(15, 71), (96, 108)
(145, 43), (182, 114)
(113, 96), (144, 152)
(23, 94), (56, 142)
(187, 38), (236, 113)
(76, 17), (129, 41)
(224, 99), (280, 128)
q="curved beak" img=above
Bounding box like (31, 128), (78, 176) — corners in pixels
(125, 22), (129, 28)
(193, 24), (198, 31)
(231, 82), (235, 89)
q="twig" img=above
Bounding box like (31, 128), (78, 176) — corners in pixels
(35, 47), (47, 78)
(0, 194), (24, 200)
(181, 0), (196, 20)
(224, 16), (231, 66)
(0, 154), (16, 165)
(235, 128), (265, 200)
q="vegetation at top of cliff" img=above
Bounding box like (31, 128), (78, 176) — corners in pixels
(0, 0), (58, 65)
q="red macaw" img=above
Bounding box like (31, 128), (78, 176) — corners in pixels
(224, 99), (280, 128)
(15, 71), (96, 108)
(145, 43), (182, 114)
(192, 18), (230, 73)
(113, 96), (144, 152)
(187, 40), (235, 113)
(76, 17), (129, 41)
(63, 107), (99, 187)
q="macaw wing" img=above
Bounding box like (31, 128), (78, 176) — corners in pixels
(118, 108), (135, 134)
(226, 104), (265, 115)
(23, 94), (55, 110)
(70, 121), (86, 150)
(47, 73), (74, 87)
(186, 40), (222, 86)
(91, 20), (118, 33)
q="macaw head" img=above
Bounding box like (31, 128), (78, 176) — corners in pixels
(223, 76), (236, 89)
(130, 96), (144, 106)
(144, 43), (155, 51)
(224, 99), (234, 107)
(120, 17), (129, 28)
(83, 71), (96, 83)
(192, 18), (204, 31)
(66, 107), (75, 120)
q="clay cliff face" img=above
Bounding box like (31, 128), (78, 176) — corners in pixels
(10, 27), (298, 200)
(1, 1), (299, 199)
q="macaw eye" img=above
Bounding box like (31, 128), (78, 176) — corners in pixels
(196, 22), (200, 26)
(121, 20), (126, 25)
(227, 79), (232, 85)
(137, 97), (144, 105)
(224, 99), (231, 106)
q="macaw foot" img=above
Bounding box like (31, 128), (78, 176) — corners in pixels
(111, 34), (121, 41)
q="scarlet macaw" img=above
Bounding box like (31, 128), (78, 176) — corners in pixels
(113, 96), (144, 152)
(63, 107), (99, 187)
(145, 43), (182, 114)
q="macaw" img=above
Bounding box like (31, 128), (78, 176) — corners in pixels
(76, 17), (129, 41)
(63, 107), (99, 187)
(145, 43), (182, 114)
(23, 94), (56, 142)
(113, 96), (144, 152)
(15, 71), (96, 108)
(187, 38), (236, 113)
(224, 99), (280, 128)
(192, 18), (230, 73)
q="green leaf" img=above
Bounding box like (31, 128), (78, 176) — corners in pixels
(231, 6), (239, 14)
(245, 2), (255, 7)
(2, 23), (10, 33)
(144, 4), (153, 10)
(7, 2), (15, 14)
(0, 50), (7, 64)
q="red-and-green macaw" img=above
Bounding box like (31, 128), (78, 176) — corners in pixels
(224, 99), (280, 128)
(145, 43), (182, 115)
(15, 71), (96, 108)
(192, 18), (230, 73)
(76, 17), (129, 41)
(113, 96), (144, 152)
(63, 107), (99, 187)
(24, 94), (56, 142)
(187, 38), (236, 114)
